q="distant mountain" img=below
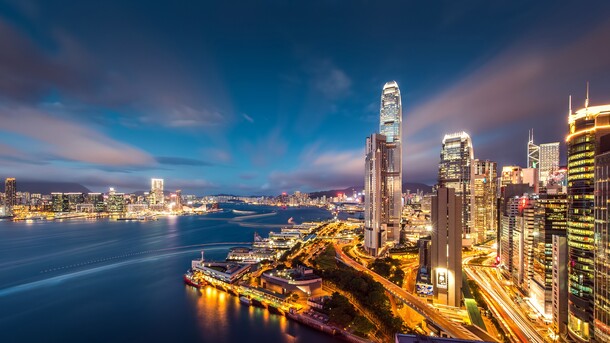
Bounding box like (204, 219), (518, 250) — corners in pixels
(308, 182), (433, 199)
(0, 181), (91, 194)
(402, 182), (434, 194)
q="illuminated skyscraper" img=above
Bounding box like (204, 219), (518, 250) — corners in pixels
(501, 166), (523, 187)
(438, 132), (474, 246)
(379, 81), (402, 242)
(364, 133), (390, 256)
(150, 178), (165, 205)
(540, 142), (560, 186)
(594, 150), (610, 342)
(566, 96), (610, 342)
(4, 177), (16, 214)
(528, 129), (540, 169)
(473, 160), (497, 244)
(531, 193), (567, 317)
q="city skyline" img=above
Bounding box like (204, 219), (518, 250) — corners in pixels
(1, 2), (610, 195)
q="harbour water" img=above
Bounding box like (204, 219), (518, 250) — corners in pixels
(0, 204), (339, 343)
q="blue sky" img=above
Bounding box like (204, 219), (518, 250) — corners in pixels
(0, 1), (610, 195)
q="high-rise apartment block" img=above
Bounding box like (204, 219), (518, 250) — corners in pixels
(150, 178), (165, 205)
(4, 177), (16, 214)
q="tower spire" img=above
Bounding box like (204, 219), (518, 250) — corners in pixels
(585, 81), (590, 108)
(569, 95), (572, 115)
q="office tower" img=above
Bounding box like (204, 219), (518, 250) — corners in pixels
(512, 195), (536, 292)
(540, 143), (560, 186)
(553, 235), (569, 339)
(438, 132), (474, 246)
(473, 159), (497, 244)
(379, 81), (402, 242)
(150, 178), (165, 205)
(522, 168), (540, 193)
(594, 150), (610, 342)
(528, 129), (540, 169)
(431, 187), (462, 307)
(364, 133), (390, 256)
(498, 186), (535, 280)
(531, 193), (567, 317)
(4, 177), (16, 211)
(501, 166), (523, 187)
(566, 97), (610, 342)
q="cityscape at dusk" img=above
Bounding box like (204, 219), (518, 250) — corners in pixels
(2, 1), (610, 343)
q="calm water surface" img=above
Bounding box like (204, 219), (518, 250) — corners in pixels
(0, 204), (339, 343)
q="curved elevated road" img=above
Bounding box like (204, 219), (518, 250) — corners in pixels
(333, 243), (481, 341)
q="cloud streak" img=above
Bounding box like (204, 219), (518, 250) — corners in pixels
(403, 20), (610, 182)
(0, 106), (155, 166)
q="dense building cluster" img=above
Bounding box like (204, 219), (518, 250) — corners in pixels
(362, 80), (609, 342)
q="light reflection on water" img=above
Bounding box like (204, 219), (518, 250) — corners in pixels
(189, 285), (299, 343)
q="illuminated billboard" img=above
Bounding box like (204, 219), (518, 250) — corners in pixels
(436, 271), (448, 289)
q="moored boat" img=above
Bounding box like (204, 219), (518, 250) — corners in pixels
(183, 270), (206, 288)
(267, 304), (284, 315)
(251, 298), (265, 308)
(239, 296), (252, 306)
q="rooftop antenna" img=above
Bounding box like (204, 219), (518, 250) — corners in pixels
(200, 250), (205, 262)
(585, 81), (590, 108)
(569, 95), (572, 115)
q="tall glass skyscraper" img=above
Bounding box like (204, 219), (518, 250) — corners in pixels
(566, 102), (610, 342)
(528, 129), (540, 169)
(594, 150), (610, 342)
(438, 132), (474, 246)
(364, 133), (390, 256)
(379, 81), (402, 242)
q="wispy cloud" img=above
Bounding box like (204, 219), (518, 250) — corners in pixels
(0, 106), (155, 166)
(242, 113), (254, 123)
(308, 59), (351, 99)
(155, 156), (214, 167)
(266, 144), (363, 192)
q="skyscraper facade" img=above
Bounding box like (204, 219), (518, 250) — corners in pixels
(540, 142), (560, 186)
(438, 132), (474, 246)
(473, 159), (497, 244)
(4, 177), (16, 214)
(531, 193), (567, 316)
(150, 178), (165, 205)
(594, 150), (610, 342)
(566, 103), (610, 342)
(431, 187), (462, 307)
(379, 81), (402, 242)
(364, 133), (390, 256)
